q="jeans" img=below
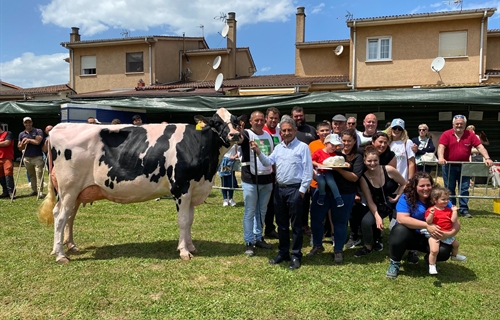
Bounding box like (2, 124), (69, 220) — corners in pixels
(242, 182), (273, 244)
(24, 156), (44, 193)
(221, 173), (237, 200)
(311, 190), (355, 253)
(275, 185), (304, 259)
(316, 171), (341, 198)
(442, 164), (469, 212)
(264, 183), (277, 234)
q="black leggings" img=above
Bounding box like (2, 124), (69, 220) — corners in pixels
(389, 223), (452, 262)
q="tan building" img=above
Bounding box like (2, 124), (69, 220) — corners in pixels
(294, 7), (499, 90)
(61, 12), (256, 94)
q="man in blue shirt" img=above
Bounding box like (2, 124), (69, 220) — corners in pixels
(250, 116), (313, 270)
(18, 117), (44, 197)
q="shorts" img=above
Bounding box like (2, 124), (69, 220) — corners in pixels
(420, 229), (456, 245)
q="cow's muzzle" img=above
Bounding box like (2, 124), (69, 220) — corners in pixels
(229, 132), (241, 141)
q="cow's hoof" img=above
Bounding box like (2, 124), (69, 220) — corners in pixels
(67, 245), (79, 253)
(50, 250), (56, 255)
(180, 252), (193, 261)
(56, 257), (70, 264)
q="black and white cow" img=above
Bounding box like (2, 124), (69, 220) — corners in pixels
(39, 108), (242, 263)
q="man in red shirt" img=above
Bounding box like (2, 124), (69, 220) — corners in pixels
(0, 125), (15, 198)
(437, 115), (493, 218)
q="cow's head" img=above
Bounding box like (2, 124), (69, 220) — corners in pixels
(194, 108), (242, 147)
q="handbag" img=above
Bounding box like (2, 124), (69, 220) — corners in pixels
(420, 152), (438, 163)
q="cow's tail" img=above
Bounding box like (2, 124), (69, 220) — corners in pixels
(38, 144), (56, 225)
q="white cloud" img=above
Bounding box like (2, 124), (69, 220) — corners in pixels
(39, 0), (297, 37)
(0, 52), (69, 88)
(311, 3), (325, 14)
(260, 67), (271, 72)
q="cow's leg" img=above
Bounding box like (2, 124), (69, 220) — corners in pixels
(176, 198), (196, 260)
(63, 203), (81, 253)
(52, 197), (78, 264)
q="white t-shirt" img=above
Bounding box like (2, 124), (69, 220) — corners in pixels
(246, 129), (274, 175)
(390, 140), (415, 180)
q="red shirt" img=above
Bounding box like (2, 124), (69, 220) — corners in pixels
(439, 129), (481, 162)
(0, 131), (14, 160)
(425, 206), (453, 231)
(312, 149), (337, 173)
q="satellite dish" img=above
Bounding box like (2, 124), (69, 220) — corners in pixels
(215, 73), (224, 91)
(334, 45), (344, 56)
(213, 56), (221, 69)
(431, 57), (445, 72)
(221, 24), (229, 38)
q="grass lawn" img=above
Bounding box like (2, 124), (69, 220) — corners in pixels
(1, 169), (500, 319)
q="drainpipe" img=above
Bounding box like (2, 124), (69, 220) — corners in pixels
(347, 21), (356, 90)
(64, 44), (75, 91)
(145, 38), (153, 85)
(479, 10), (489, 83)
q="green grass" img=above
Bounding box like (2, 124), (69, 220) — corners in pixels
(1, 169), (500, 319)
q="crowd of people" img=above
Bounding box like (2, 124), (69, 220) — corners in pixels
(223, 108), (494, 278)
(1, 110), (495, 279)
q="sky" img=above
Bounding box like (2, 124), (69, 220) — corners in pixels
(1, 0), (499, 89)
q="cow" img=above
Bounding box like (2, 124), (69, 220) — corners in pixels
(38, 108), (242, 264)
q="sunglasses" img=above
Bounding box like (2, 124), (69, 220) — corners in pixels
(453, 115), (466, 120)
(418, 129), (427, 131)
(393, 127), (403, 132)
(347, 122), (356, 125)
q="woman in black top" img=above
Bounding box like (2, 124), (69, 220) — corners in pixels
(371, 131), (396, 167)
(354, 146), (406, 257)
(309, 129), (364, 263)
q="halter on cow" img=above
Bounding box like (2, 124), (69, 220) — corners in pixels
(39, 108), (242, 263)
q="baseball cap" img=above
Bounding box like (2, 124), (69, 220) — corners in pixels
(332, 114), (347, 122)
(390, 118), (405, 130)
(23, 117), (32, 123)
(324, 134), (343, 147)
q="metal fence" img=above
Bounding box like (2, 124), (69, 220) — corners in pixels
(422, 161), (500, 199)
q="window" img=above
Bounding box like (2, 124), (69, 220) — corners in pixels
(81, 56), (96, 75)
(126, 52), (144, 73)
(366, 37), (392, 61)
(439, 31), (467, 57)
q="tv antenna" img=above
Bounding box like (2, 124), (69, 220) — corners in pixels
(344, 11), (353, 21)
(214, 73), (224, 92)
(333, 45), (344, 56)
(214, 12), (228, 23)
(198, 24), (204, 37)
(431, 57), (445, 83)
(120, 29), (130, 38)
(447, 0), (463, 10)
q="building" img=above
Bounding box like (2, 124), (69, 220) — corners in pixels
(60, 12), (256, 94)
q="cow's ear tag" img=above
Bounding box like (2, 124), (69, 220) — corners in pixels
(196, 121), (205, 130)
(194, 115), (207, 130)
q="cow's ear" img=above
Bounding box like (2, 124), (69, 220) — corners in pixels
(194, 115), (208, 130)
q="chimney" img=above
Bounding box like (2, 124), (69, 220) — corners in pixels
(295, 7), (306, 75)
(296, 7), (305, 43)
(226, 12), (237, 78)
(70, 27), (81, 42)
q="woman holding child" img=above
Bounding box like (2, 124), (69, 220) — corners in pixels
(309, 129), (364, 263)
(386, 172), (462, 279)
(354, 146), (406, 257)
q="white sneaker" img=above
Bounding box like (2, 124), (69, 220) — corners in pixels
(223, 199), (229, 207)
(429, 264), (438, 275)
(451, 254), (467, 261)
(228, 199), (236, 207)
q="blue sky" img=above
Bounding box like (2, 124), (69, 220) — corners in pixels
(1, 0), (499, 88)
